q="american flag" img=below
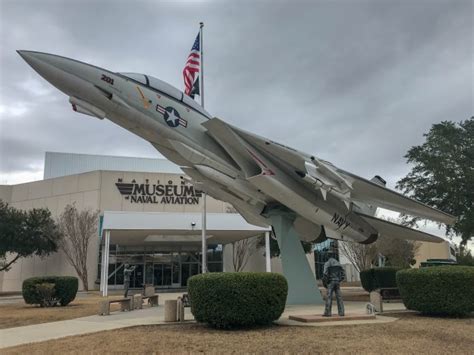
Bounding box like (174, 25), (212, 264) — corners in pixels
(183, 32), (200, 98)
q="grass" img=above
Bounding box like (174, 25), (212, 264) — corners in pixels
(4, 313), (473, 354)
(0, 295), (122, 329)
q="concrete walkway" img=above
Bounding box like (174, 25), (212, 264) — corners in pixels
(0, 302), (194, 349)
(0, 297), (406, 349)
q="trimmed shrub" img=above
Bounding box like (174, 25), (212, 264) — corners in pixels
(23, 276), (78, 306)
(35, 283), (58, 307)
(360, 267), (402, 292)
(396, 266), (474, 316)
(188, 272), (288, 329)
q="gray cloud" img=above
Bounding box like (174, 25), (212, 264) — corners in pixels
(0, 0), (472, 188)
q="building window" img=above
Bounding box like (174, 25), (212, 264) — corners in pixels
(98, 244), (223, 289)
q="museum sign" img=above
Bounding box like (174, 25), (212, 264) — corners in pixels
(115, 178), (202, 205)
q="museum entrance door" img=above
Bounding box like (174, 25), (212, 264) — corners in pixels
(130, 264), (144, 288)
(153, 263), (171, 287)
(152, 263), (180, 287)
(181, 263), (200, 287)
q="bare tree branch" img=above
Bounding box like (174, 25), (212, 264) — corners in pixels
(57, 204), (99, 291)
(0, 254), (21, 272)
(339, 241), (377, 273)
(231, 238), (257, 272)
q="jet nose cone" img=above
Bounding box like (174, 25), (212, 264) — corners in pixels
(17, 50), (39, 67)
(17, 50), (92, 99)
(17, 50), (55, 74)
(17, 50), (61, 70)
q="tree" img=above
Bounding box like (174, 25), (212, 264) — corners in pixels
(454, 244), (474, 266)
(338, 241), (377, 273)
(339, 232), (419, 272)
(0, 200), (60, 271)
(396, 118), (474, 245)
(57, 204), (99, 291)
(231, 238), (257, 272)
(375, 236), (419, 268)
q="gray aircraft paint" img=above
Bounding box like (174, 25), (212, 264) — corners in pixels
(18, 50), (457, 304)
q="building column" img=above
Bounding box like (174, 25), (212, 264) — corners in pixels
(201, 193), (207, 273)
(265, 231), (271, 272)
(100, 231), (106, 294)
(101, 230), (110, 297)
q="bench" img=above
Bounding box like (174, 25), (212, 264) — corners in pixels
(133, 294), (159, 309)
(98, 298), (132, 316)
(369, 287), (402, 313)
(379, 287), (401, 302)
(181, 293), (191, 307)
(133, 285), (159, 309)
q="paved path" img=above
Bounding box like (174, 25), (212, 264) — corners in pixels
(0, 303), (194, 349)
(0, 298), (406, 349)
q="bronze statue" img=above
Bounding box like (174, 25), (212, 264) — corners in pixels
(322, 255), (345, 317)
(123, 264), (136, 298)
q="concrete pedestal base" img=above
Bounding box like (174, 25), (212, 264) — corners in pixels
(289, 313), (376, 323)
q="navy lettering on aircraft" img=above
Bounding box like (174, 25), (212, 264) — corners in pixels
(331, 212), (351, 230)
(155, 104), (188, 128)
(101, 74), (114, 85)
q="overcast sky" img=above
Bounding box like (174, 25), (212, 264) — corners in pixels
(0, 0), (472, 189)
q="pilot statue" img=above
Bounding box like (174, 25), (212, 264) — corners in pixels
(123, 264), (136, 298)
(322, 251), (345, 317)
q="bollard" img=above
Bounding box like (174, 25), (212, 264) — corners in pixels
(164, 299), (178, 322)
(177, 297), (185, 322)
(98, 300), (109, 316)
(369, 290), (383, 313)
(133, 294), (143, 310)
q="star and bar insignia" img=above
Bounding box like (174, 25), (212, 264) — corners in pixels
(155, 104), (188, 128)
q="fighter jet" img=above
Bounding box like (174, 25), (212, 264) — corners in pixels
(18, 51), (456, 303)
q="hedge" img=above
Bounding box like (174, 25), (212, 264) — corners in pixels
(23, 276), (78, 306)
(396, 266), (474, 316)
(188, 272), (288, 329)
(360, 267), (402, 292)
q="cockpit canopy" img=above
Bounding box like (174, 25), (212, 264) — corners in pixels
(119, 72), (210, 118)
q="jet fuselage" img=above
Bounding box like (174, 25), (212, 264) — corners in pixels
(18, 51), (449, 246)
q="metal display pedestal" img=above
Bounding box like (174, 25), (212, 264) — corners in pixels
(267, 209), (324, 305)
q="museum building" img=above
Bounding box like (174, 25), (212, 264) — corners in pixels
(0, 152), (454, 293)
(0, 152), (276, 293)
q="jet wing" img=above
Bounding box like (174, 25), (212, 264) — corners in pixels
(355, 212), (445, 243)
(343, 171), (456, 225)
(208, 120), (455, 226)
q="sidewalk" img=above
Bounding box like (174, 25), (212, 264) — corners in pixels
(0, 299), (406, 349)
(0, 302), (194, 349)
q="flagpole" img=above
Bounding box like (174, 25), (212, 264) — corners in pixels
(199, 21), (207, 273)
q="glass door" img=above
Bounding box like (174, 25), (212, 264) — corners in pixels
(163, 264), (172, 286)
(153, 263), (173, 287)
(172, 261), (180, 287)
(131, 264), (144, 288)
(181, 263), (200, 287)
